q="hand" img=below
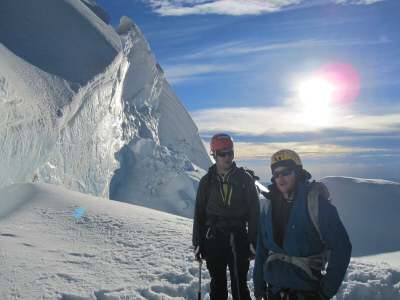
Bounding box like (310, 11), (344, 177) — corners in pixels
(311, 180), (331, 201)
(194, 245), (201, 262)
(248, 243), (256, 261)
(256, 296), (266, 300)
(317, 290), (330, 300)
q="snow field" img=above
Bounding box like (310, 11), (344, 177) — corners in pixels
(1, 183), (400, 299)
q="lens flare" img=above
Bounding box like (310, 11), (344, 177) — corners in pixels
(73, 207), (86, 219)
(318, 62), (361, 107)
(295, 62), (360, 127)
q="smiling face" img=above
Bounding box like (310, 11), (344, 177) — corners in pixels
(274, 166), (296, 199)
(215, 148), (234, 174)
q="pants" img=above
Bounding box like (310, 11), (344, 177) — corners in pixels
(268, 285), (320, 300)
(204, 229), (251, 300)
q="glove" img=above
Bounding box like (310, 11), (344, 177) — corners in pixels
(317, 290), (330, 300)
(194, 245), (202, 262)
(248, 243), (256, 261)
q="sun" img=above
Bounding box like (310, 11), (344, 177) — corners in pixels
(296, 76), (337, 126)
(297, 62), (361, 108)
(294, 62), (361, 127)
(298, 77), (337, 109)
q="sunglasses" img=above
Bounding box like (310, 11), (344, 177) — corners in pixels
(216, 150), (234, 157)
(272, 168), (293, 179)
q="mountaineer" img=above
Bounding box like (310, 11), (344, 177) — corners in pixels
(192, 133), (260, 300)
(253, 149), (351, 300)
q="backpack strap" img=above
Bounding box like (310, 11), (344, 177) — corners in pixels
(307, 187), (331, 265)
(307, 187), (325, 243)
(263, 198), (271, 216)
(206, 170), (214, 200)
(236, 167), (247, 190)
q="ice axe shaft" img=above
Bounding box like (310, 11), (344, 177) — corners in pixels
(198, 260), (202, 300)
(231, 233), (241, 300)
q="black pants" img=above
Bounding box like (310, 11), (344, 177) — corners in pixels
(204, 229), (251, 300)
(268, 285), (320, 300)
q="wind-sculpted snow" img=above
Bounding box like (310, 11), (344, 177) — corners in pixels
(1, 183), (399, 299)
(0, 0), (120, 86)
(0, 0), (212, 218)
(321, 176), (400, 257)
(0, 0), (121, 190)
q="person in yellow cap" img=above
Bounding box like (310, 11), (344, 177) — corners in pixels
(192, 133), (260, 300)
(253, 149), (351, 300)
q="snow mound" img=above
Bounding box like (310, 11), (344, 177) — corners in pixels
(321, 176), (400, 257)
(339, 260), (400, 300)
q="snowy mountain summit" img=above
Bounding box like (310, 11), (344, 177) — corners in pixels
(2, 1), (400, 299)
(0, 0), (211, 218)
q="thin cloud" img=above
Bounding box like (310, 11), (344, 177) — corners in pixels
(233, 141), (387, 161)
(334, 0), (386, 4)
(142, 0), (389, 16)
(145, 0), (298, 16)
(191, 106), (400, 135)
(183, 38), (390, 60)
(163, 63), (240, 83)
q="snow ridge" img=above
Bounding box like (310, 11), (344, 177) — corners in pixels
(0, 0), (211, 219)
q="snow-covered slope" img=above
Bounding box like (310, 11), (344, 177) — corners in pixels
(0, 0), (212, 218)
(1, 182), (399, 300)
(321, 177), (400, 257)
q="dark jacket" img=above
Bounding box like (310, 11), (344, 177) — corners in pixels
(253, 180), (352, 299)
(192, 162), (260, 246)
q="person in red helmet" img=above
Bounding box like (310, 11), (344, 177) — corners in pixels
(192, 133), (260, 300)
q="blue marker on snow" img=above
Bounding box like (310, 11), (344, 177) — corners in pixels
(73, 207), (86, 219)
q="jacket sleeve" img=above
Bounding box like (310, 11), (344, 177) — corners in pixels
(318, 196), (352, 298)
(192, 176), (207, 246)
(253, 208), (268, 298)
(245, 173), (261, 243)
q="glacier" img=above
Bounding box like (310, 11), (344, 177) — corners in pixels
(0, 0), (212, 218)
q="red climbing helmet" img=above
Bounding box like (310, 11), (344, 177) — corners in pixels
(210, 133), (234, 154)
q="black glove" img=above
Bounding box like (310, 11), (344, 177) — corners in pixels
(249, 243), (256, 261)
(317, 290), (330, 300)
(302, 291), (329, 300)
(194, 245), (205, 262)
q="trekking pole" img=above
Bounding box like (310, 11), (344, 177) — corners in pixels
(198, 259), (202, 300)
(232, 234), (241, 300)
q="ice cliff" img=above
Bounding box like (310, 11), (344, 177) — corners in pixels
(0, 0), (212, 218)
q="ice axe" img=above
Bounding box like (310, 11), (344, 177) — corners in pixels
(198, 259), (202, 300)
(231, 233), (241, 300)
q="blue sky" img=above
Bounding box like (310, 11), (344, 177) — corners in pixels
(94, 0), (400, 183)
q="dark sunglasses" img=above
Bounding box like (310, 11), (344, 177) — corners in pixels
(216, 150), (234, 157)
(272, 168), (292, 179)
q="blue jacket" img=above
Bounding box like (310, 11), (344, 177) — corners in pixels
(253, 182), (352, 299)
